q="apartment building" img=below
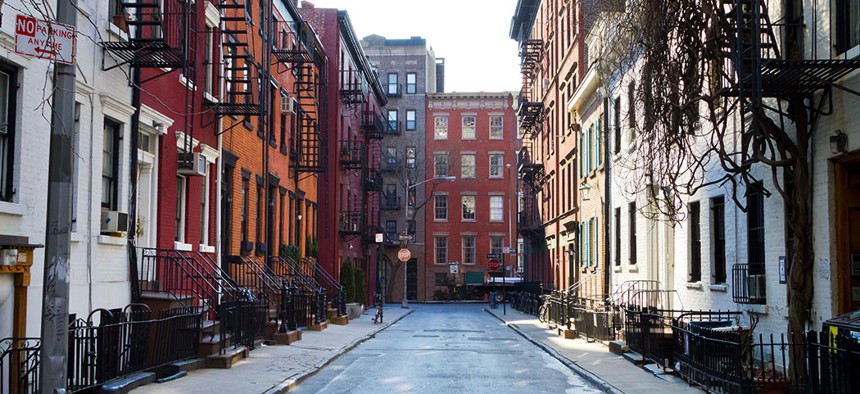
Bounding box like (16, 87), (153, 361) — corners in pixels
(423, 92), (519, 301)
(361, 35), (440, 302)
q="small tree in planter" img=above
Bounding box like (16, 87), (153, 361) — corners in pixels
(280, 244), (301, 261)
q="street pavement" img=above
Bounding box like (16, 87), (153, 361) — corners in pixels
(485, 305), (704, 394)
(132, 305), (412, 394)
(291, 303), (602, 394)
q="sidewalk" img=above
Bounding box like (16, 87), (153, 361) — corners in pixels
(132, 305), (412, 394)
(485, 306), (703, 394)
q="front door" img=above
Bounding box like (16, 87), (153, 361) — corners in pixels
(836, 157), (860, 313)
(407, 258), (418, 301)
(221, 164), (234, 271)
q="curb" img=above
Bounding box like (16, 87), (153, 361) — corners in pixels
(484, 309), (624, 394)
(263, 308), (415, 393)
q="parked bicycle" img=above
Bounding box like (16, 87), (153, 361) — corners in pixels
(538, 294), (551, 323)
(372, 293), (384, 324)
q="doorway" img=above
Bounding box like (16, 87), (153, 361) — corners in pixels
(407, 258), (418, 301)
(221, 164), (234, 271)
(836, 155), (860, 314)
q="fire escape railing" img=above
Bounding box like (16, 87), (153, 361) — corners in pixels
(362, 110), (385, 139)
(339, 139), (365, 169)
(294, 64), (323, 172)
(364, 168), (383, 191)
(340, 70), (367, 105)
(338, 209), (364, 235)
(102, 1), (192, 69)
(518, 39), (544, 137)
(208, 1), (260, 117)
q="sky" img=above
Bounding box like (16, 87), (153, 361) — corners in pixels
(306, 0), (521, 93)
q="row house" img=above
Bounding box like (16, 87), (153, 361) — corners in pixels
(301, 3), (387, 305)
(361, 35), (441, 303)
(424, 92), (519, 301)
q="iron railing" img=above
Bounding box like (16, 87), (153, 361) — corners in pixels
(0, 338), (40, 394)
(217, 299), (267, 354)
(309, 258), (346, 317)
(732, 263), (767, 304)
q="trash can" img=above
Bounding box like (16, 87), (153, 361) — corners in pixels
(823, 309), (860, 344)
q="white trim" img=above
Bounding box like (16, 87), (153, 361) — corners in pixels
(70, 232), (84, 243)
(200, 245), (216, 253)
(140, 105), (174, 134)
(98, 235), (126, 246)
(0, 201), (26, 216)
(108, 23), (130, 42)
(174, 241), (193, 252)
(199, 144), (220, 163)
(100, 94), (136, 121)
(568, 67), (600, 114)
(205, 2), (221, 27)
(175, 131), (200, 152)
(709, 284), (728, 292)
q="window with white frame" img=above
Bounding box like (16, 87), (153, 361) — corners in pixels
(435, 236), (448, 264)
(199, 164), (210, 245)
(434, 153), (448, 176)
(204, 26), (214, 97)
(103, 119), (122, 210)
(388, 73), (399, 95)
(108, 0), (128, 32)
(388, 109), (398, 132)
(462, 116), (476, 139)
(463, 235), (476, 265)
(406, 146), (416, 168)
(434, 116), (448, 139)
(175, 176), (187, 242)
(489, 154), (504, 178)
(489, 115), (503, 139)
(461, 154), (475, 178)
(489, 195), (503, 221)
(0, 64), (15, 202)
(490, 235), (504, 255)
(406, 72), (417, 94)
(462, 195), (476, 221)
(434, 194), (448, 220)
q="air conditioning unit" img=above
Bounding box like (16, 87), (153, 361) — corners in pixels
(177, 152), (206, 176)
(747, 274), (767, 302)
(101, 210), (129, 235)
(281, 97), (296, 115)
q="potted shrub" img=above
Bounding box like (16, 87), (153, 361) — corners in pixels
(340, 260), (364, 318)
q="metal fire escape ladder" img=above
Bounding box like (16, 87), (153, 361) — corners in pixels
(518, 39), (545, 137)
(295, 61), (323, 172)
(210, 1), (261, 117)
(102, 1), (190, 69)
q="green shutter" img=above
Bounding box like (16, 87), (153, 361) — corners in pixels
(578, 222), (583, 267)
(594, 217), (599, 267)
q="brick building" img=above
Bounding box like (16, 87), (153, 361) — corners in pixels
(361, 35), (441, 303)
(423, 92), (519, 301)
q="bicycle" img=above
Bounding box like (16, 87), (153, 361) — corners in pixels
(537, 295), (550, 323)
(372, 293), (384, 324)
(489, 291), (499, 309)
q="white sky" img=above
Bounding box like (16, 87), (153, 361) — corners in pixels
(306, 0), (521, 93)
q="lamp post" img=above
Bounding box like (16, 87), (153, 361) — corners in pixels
(401, 175), (456, 308)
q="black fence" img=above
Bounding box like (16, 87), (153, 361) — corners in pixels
(218, 299), (267, 354)
(66, 304), (201, 392)
(0, 338), (40, 394)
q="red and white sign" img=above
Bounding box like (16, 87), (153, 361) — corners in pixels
(397, 248), (411, 262)
(488, 258), (501, 271)
(15, 14), (76, 65)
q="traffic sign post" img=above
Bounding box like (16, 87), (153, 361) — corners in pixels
(15, 14), (76, 64)
(487, 258), (501, 271)
(397, 248), (411, 262)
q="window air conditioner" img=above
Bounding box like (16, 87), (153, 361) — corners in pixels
(101, 210), (129, 235)
(177, 152), (206, 176)
(747, 274), (767, 301)
(281, 97), (297, 115)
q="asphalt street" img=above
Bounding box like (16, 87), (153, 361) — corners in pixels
(291, 304), (602, 394)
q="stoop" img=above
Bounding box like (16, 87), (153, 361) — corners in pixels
(309, 321), (328, 331)
(329, 315), (349, 325)
(273, 330), (303, 345)
(205, 346), (249, 369)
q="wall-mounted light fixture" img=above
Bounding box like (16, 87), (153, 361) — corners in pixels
(579, 182), (592, 201)
(830, 129), (847, 154)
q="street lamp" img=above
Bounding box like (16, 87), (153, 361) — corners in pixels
(401, 175), (457, 308)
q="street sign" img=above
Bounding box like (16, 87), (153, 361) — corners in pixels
(397, 248), (411, 262)
(486, 253), (503, 259)
(375, 233), (384, 243)
(488, 258), (501, 271)
(448, 260), (460, 265)
(15, 15), (76, 65)
(449, 265), (459, 274)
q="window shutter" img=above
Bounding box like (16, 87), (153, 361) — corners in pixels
(594, 216), (599, 267)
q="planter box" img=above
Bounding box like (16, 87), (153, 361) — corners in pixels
(346, 303), (364, 319)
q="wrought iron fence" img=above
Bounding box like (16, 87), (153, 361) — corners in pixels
(0, 338), (40, 394)
(218, 299), (267, 354)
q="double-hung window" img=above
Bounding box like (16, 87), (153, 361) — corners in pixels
(434, 153), (449, 176)
(490, 236), (504, 255)
(489, 115), (503, 139)
(387, 73), (399, 96)
(0, 64), (17, 202)
(406, 110), (416, 131)
(462, 116), (476, 139)
(406, 72), (417, 94)
(435, 236), (448, 264)
(489, 154), (504, 178)
(489, 195), (503, 221)
(103, 119), (122, 210)
(462, 195), (476, 221)
(388, 110), (398, 132)
(461, 154), (476, 178)
(434, 194), (448, 221)
(434, 116), (448, 139)
(406, 147), (416, 169)
(175, 176), (187, 242)
(688, 201), (701, 282)
(463, 236), (476, 265)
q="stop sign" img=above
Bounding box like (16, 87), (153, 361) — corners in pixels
(398, 248), (411, 262)
(488, 258), (501, 271)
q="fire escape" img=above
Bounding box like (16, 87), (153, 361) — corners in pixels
(273, 21), (324, 173)
(340, 70), (367, 107)
(209, 1), (260, 117)
(518, 39), (545, 137)
(719, 0), (860, 303)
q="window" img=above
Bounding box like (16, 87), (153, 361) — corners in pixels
(388, 110), (398, 132)
(102, 119), (121, 210)
(435, 236), (448, 264)
(406, 110), (416, 131)
(463, 236), (476, 265)
(489, 154), (504, 178)
(387, 73), (399, 96)
(0, 65), (16, 202)
(175, 176), (186, 242)
(434, 194), (448, 220)
(462, 195), (476, 221)
(489, 196), (503, 221)
(279, 192), (285, 247)
(241, 178), (250, 245)
(256, 183), (263, 251)
(489, 115), (503, 139)
(406, 147), (416, 168)
(204, 26), (214, 96)
(628, 202), (637, 264)
(711, 196), (726, 283)
(627, 81), (636, 137)
(835, 0), (860, 53)
(613, 98), (621, 154)
(614, 207), (621, 266)
(108, 0), (128, 32)
(385, 220), (397, 242)
(200, 165), (210, 245)
(434, 153), (449, 176)
(592, 118), (601, 169)
(406, 72), (417, 94)
(688, 201), (701, 282)
(461, 154), (476, 178)
(747, 183), (765, 275)
(462, 116), (476, 139)
(490, 236), (504, 255)
(434, 116), (448, 139)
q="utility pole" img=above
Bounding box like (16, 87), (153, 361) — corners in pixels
(41, 0), (77, 391)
